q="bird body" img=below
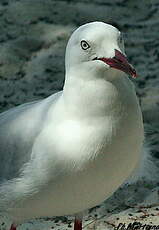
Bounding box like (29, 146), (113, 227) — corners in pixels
(0, 22), (144, 229)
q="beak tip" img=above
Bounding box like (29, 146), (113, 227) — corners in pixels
(131, 69), (138, 78)
(132, 74), (137, 78)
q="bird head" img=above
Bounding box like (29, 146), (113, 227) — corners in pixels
(65, 21), (137, 79)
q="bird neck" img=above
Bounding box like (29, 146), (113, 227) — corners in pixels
(62, 69), (138, 120)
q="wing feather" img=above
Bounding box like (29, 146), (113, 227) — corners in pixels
(0, 91), (61, 183)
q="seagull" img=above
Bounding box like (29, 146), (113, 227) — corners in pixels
(0, 21), (144, 230)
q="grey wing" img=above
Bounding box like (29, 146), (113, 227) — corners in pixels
(0, 91), (61, 183)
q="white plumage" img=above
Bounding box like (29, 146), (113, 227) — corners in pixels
(0, 22), (144, 227)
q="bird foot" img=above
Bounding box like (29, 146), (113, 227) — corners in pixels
(74, 217), (82, 230)
(9, 223), (17, 230)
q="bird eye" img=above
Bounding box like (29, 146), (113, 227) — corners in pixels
(118, 33), (123, 45)
(81, 40), (90, 50)
(118, 33), (125, 53)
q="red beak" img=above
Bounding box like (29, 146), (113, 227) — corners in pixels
(98, 49), (137, 78)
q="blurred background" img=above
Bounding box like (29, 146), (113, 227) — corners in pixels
(0, 0), (159, 229)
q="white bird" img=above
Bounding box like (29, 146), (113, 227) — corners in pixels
(0, 21), (144, 230)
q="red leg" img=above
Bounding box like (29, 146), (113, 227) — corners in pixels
(10, 223), (17, 230)
(74, 216), (82, 230)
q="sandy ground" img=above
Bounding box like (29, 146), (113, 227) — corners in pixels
(0, 0), (159, 229)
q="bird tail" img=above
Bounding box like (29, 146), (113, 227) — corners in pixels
(125, 124), (159, 184)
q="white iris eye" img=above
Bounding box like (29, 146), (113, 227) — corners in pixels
(81, 40), (90, 50)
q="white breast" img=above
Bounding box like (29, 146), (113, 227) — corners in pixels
(9, 78), (143, 223)
(6, 75), (144, 224)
